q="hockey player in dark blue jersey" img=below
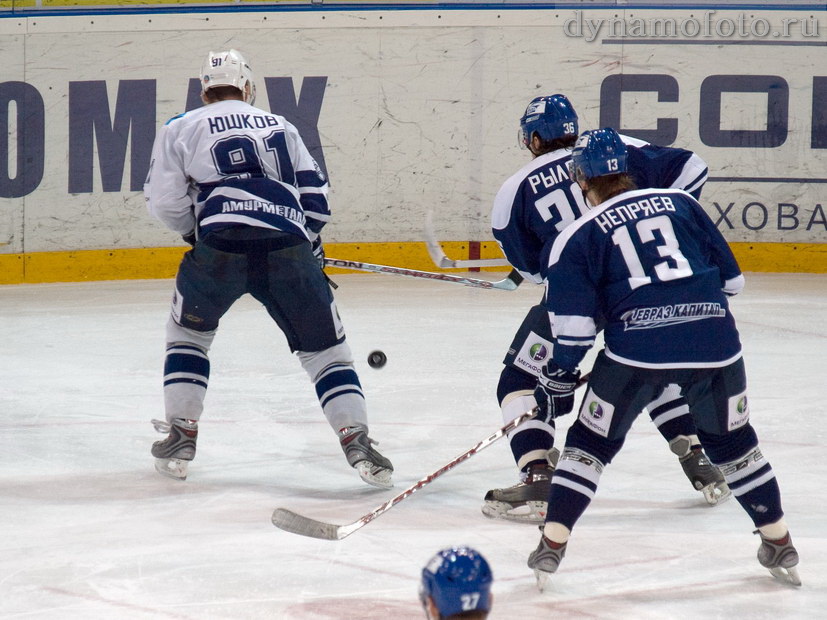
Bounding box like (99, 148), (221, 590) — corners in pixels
(527, 128), (800, 587)
(420, 547), (493, 619)
(483, 95), (726, 523)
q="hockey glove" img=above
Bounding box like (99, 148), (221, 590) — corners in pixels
(311, 236), (325, 270)
(534, 362), (580, 422)
(182, 231), (197, 246)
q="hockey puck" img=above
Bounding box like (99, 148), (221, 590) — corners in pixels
(367, 350), (387, 369)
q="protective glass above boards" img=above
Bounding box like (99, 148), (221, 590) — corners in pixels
(3, 0), (826, 16)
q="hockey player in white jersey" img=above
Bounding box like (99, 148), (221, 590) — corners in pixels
(527, 128), (799, 587)
(483, 95), (726, 523)
(143, 49), (393, 488)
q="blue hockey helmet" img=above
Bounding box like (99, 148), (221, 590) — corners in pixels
(567, 127), (628, 183)
(519, 94), (579, 149)
(420, 547), (493, 618)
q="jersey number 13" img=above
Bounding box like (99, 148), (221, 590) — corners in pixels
(612, 215), (693, 290)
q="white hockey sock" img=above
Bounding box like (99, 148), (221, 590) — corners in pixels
(543, 522), (571, 545)
(298, 343), (367, 431)
(501, 390), (536, 423)
(501, 391), (555, 471)
(758, 518), (789, 540)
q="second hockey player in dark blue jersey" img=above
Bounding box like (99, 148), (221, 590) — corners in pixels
(527, 128), (800, 588)
(483, 95), (726, 524)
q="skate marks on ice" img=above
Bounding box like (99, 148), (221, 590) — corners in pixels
(0, 275), (823, 618)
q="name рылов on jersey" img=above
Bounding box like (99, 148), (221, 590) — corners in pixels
(528, 164), (572, 194)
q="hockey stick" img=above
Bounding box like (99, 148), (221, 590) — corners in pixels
(271, 372), (591, 541)
(324, 257), (523, 291)
(424, 211), (511, 269)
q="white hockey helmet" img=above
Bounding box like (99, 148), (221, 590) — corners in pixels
(200, 49), (256, 104)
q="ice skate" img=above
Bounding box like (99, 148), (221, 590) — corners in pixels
(151, 418), (198, 481)
(482, 448), (558, 523)
(339, 425), (394, 489)
(675, 445), (730, 505)
(756, 530), (801, 586)
(527, 532), (567, 592)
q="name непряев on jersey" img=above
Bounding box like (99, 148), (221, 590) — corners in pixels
(594, 195), (677, 233)
(208, 113), (280, 134)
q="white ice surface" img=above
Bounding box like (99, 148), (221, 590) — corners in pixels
(1, 272), (825, 619)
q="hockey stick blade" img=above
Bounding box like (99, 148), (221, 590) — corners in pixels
(271, 372), (590, 541)
(271, 508), (359, 541)
(424, 211), (511, 269)
(324, 257), (523, 291)
(271, 408), (540, 541)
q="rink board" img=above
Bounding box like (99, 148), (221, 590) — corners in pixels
(1, 6), (826, 281)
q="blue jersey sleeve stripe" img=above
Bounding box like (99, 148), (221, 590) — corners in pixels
(296, 170), (327, 188)
(683, 169), (709, 194)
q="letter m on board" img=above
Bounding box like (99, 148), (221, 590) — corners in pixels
(68, 80), (156, 192)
